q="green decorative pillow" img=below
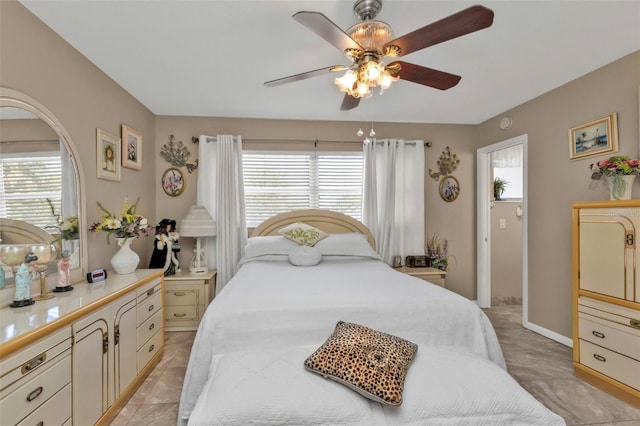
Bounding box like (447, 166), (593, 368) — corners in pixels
(304, 321), (418, 406)
(277, 222), (328, 247)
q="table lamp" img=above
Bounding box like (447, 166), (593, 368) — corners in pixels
(180, 205), (216, 275)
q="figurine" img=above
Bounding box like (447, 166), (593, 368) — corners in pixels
(149, 218), (181, 276)
(54, 250), (74, 292)
(11, 252), (38, 307)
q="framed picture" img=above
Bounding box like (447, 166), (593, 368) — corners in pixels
(162, 167), (185, 197)
(439, 175), (459, 202)
(122, 124), (142, 170)
(568, 113), (618, 160)
(96, 128), (121, 182)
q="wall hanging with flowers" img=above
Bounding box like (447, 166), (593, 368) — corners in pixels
(89, 197), (151, 274)
(590, 155), (640, 200)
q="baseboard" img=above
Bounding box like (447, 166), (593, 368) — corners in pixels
(524, 320), (573, 348)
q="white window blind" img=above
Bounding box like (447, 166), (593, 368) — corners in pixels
(243, 151), (363, 227)
(0, 153), (62, 228)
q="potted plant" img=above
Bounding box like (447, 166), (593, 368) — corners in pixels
(590, 155), (640, 200)
(493, 177), (509, 201)
(424, 234), (451, 271)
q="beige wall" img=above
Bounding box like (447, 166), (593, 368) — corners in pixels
(490, 201), (523, 304)
(0, 0), (157, 269)
(475, 51), (640, 337)
(155, 117), (478, 298)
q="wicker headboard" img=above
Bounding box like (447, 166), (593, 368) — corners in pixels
(250, 209), (376, 249)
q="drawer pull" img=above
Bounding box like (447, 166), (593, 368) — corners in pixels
(631, 319), (640, 329)
(21, 353), (46, 374)
(592, 331), (605, 339)
(173, 312), (187, 318)
(593, 353), (606, 362)
(149, 323), (155, 331)
(147, 288), (155, 296)
(148, 304), (154, 312)
(149, 344), (155, 352)
(35, 422), (44, 426)
(26, 386), (43, 402)
(173, 291), (186, 296)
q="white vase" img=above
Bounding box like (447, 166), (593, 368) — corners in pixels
(606, 175), (636, 200)
(111, 238), (140, 274)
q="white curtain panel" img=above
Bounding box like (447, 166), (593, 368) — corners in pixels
(363, 139), (424, 265)
(198, 134), (247, 293)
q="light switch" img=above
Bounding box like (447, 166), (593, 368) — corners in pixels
(499, 219), (506, 229)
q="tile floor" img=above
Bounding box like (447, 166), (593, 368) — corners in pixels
(110, 305), (640, 425)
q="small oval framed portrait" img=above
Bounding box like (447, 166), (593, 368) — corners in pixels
(439, 175), (460, 202)
(162, 167), (185, 197)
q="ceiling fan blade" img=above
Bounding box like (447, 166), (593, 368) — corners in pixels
(384, 5), (494, 57)
(389, 61), (461, 90)
(264, 65), (347, 87)
(340, 94), (361, 111)
(293, 11), (363, 54)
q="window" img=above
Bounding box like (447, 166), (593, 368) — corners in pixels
(243, 151), (363, 227)
(0, 152), (62, 228)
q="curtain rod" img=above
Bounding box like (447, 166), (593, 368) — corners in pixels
(192, 136), (431, 147)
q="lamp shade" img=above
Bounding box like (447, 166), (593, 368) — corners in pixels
(180, 205), (217, 237)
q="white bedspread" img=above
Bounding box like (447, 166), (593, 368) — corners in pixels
(179, 260), (560, 425)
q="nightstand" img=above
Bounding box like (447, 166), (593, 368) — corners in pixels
(163, 269), (217, 331)
(394, 266), (446, 287)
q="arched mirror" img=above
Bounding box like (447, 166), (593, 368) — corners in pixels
(0, 88), (87, 293)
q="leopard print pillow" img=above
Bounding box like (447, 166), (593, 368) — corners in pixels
(304, 321), (418, 406)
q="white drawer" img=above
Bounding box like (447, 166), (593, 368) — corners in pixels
(137, 309), (163, 350)
(137, 330), (162, 371)
(579, 313), (640, 361)
(0, 327), (71, 392)
(136, 277), (162, 301)
(164, 305), (199, 322)
(16, 383), (72, 426)
(165, 287), (200, 306)
(0, 353), (71, 426)
(580, 339), (640, 391)
(137, 291), (162, 325)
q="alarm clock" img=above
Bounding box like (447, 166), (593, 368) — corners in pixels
(87, 269), (108, 283)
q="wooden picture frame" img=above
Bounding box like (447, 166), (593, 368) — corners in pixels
(439, 175), (459, 202)
(568, 113), (618, 160)
(162, 167), (185, 197)
(122, 124), (142, 170)
(96, 128), (121, 182)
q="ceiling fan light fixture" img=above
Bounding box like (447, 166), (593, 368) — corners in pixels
(347, 21), (394, 52)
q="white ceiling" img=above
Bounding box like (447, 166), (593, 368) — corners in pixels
(19, 0), (640, 124)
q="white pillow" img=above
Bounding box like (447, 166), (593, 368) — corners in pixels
(277, 222), (328, 247)
(314, 233), (380, 260)
(244, 235), (299, 257)
(288, 245), (322, 266)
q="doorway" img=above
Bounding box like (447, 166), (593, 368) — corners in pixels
(476, 134), (528, 324)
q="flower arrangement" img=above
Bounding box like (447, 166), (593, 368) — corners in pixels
(89, 197), (150, 243)
(425, 233), (453, 271)
(46, 198), (79, 241)
(590, 156), (640, 180)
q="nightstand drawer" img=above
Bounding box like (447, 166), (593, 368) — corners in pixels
(165, 305), (199, 321)
(165, 288), (200, 306)
(394, 267), (446, 287)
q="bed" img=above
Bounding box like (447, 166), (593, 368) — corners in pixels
(178, 210), (564, 425)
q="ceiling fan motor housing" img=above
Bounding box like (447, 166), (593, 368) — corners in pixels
(353, 0), (383, 21)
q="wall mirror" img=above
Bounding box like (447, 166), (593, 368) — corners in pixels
(0, 88), (87, 291)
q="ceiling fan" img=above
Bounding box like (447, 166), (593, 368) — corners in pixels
(264, 0), (494, 110)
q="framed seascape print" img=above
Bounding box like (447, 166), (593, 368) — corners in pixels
(96, 128), (121, 182)
(162, 167), (185, 197)
(122, 124), (142, 170)
(568, 113), (618, 160)
(439, 175), (460, 202)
